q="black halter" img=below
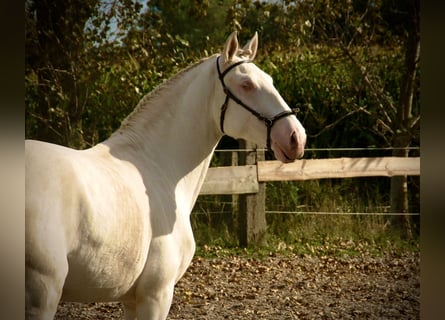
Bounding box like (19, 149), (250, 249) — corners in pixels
(216, 56), (298, 152)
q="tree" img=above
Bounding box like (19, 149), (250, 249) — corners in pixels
(389, 0), (420, 238)
(305, 0), (420, 237)
(25, 0), (98, 147)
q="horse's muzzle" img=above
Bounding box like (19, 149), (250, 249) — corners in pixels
(271, 118), (306, 163)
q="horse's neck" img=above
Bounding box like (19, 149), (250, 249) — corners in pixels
(100, 56), (222, 212)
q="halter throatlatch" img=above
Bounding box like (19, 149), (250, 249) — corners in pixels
(216, 56), (299, 152)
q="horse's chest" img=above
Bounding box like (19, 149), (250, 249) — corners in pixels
(135, 216), (196, 294)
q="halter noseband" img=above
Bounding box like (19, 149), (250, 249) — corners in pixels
(216, 55), (298, 152)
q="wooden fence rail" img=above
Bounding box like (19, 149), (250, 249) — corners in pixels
(200, 157), (420, 195)
(200, 165), (258, 195)
(198, 156), (420, 246)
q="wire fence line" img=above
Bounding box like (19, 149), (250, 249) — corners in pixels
(264, 211), (420, 216)
(192, 210), (420, 216)
(193, 201), (421, 216)
(213, 147), (420, 153)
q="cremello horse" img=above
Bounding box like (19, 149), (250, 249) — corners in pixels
(25, 32), (306, 320)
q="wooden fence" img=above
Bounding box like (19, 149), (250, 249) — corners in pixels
(200, 156), (420, 195)
(198, 150), (420, 246)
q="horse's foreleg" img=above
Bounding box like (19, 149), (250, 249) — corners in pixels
(25, 231), (68, 320)
(135, 282), (175, 320)
(133, 230), (194, 320)
(123, 301), (136, 320)
(25, 263), (67, 320)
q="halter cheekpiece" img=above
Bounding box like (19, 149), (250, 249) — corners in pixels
(216, 55), (299, 152)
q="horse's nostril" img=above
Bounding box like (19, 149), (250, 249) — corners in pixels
(290, 131), (298, 147)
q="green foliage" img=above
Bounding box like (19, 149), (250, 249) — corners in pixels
(259, 45), (407, 151)
(26, 0), (418, 149)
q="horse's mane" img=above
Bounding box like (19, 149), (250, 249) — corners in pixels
(116, 55), (215, 133)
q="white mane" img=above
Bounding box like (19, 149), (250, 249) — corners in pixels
(115, 55), (216, 138)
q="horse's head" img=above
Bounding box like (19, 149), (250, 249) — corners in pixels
(216, 32), (306, 163)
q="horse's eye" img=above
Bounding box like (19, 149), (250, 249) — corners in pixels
(241, 79), (255, 91)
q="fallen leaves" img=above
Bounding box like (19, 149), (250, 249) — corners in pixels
(173, 250), (419, 319)
(56, 250), (419, 319)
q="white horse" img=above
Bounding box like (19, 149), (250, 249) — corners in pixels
(25, 32), (306, 320)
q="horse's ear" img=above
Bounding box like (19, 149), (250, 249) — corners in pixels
(222, 31), (239, 63)
(242, 32), (258, 61)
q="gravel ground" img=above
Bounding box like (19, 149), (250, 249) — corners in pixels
(55, 250), (419, 319)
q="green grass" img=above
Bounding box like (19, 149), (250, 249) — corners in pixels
(193, 229), (419, 260)
(191, 209), (419, 259)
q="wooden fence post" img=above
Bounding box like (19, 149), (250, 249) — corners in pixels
(238, 140), (266, 247)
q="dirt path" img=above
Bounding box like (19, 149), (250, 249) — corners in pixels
(55, 251), (419, 319)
